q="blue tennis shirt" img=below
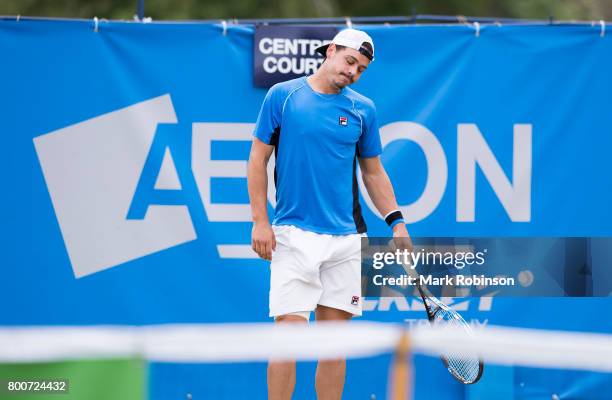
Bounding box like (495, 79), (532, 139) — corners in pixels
(253, 76), (382, 235)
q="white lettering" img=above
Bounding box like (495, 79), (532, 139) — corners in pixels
(262, 38), (328, 56)
(296, 39), (310, 54)
(276, 57), (291, 74)
(359, 121), (447, 223)
(309, 40), (322, 55)
(284, 39), (297, 55)
(191, 123), (251, 222)
(272, 38), (284, 54)
(259, 38), (273, 55)
(262, 56), (277, 73)
(305, 58), (319, 74)
(457, 124), (532, 222)
(262, 57), (320, 75)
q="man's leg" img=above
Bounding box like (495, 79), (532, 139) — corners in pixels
(314, 305), (352, 400)
(268, 314), (308, 400)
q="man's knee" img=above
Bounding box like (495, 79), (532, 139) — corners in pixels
(275, 312), (310, 323)
(315, 305), (353, 321)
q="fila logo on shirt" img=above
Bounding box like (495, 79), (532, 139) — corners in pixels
(339, 116), (348, 126)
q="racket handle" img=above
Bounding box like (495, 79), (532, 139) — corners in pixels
(389, 332), (412, 400)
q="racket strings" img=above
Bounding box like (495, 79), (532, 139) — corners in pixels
(433, 307), (482, 383)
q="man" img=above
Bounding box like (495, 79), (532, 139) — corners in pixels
(248, 28), (411, 400)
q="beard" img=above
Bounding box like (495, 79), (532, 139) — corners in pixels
(333, 73), (353, 89)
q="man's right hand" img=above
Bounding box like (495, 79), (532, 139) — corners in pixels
(251, 221), (276, 261)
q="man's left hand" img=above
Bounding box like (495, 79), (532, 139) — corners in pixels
(392, 223), (413, 253)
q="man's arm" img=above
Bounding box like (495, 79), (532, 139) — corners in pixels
(359, 156), (412, 244)
(247, 137), (276, 260)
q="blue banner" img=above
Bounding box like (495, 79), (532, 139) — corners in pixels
(1, 19), (611, 399)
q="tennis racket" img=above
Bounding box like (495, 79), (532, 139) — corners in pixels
(414, 275), (484, 384)
(391, 245), (484, 385)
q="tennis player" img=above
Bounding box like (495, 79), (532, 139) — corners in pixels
(248, 28), (411, 400)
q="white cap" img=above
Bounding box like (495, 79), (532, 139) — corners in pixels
(315, 28), (375, 61)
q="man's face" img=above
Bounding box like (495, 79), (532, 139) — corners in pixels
(325, 44), (371, 90)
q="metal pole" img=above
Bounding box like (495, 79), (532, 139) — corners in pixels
(137, 0), (144, 20)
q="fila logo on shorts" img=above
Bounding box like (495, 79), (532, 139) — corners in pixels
(339, 116), (348, 126)
(351, 296), (360, 305)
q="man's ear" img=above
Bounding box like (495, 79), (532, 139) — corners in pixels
(326, 43), (335, 58)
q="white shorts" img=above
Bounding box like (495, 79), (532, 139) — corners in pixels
(269, 225), (364, 319)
